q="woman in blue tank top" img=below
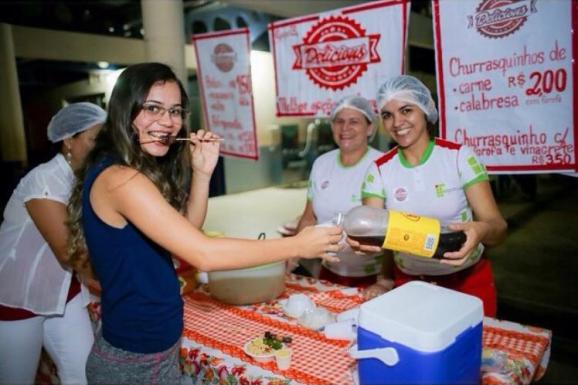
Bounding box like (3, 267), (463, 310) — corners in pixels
(66, 63), (342, 384)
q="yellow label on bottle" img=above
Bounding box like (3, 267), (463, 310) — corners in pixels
(382, 210), (441, 258)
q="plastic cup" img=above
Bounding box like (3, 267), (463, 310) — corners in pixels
(323, 320), (356, 340)
(315, 221), (345, 256)
(274, 348), (292, 370)
(283, 293), (315, 318)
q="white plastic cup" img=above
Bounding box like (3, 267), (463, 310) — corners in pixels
(283, 293), (315, 318)
(323, 320), (356, 340)
(337, 308), (360, 323)
(275, 348), (292, 370)
(315, 220), (346, 256)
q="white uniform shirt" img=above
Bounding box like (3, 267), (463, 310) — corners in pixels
(308, 148), (384, 277)
(0, 154), (88, 315)
(362, 138), (488, 276)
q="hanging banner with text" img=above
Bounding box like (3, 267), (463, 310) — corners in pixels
(433, 0), (578, 173)
(193, 28), (258, 160)
(269, 0), (409, 117)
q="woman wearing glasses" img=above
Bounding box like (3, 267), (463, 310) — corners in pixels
(67, 62), (341, 384)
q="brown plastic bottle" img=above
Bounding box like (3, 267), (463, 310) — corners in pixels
(344, 206), (466, 259)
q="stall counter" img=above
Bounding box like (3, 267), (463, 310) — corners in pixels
(203, 186), (307, 240)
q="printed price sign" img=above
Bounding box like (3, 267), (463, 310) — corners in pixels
(193, 28), (258, 160)
(434, 0), (578, 172)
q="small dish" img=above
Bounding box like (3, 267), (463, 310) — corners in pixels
(243, 339), (275, 362)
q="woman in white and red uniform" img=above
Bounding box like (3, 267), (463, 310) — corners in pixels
(357, 75), (507, 316)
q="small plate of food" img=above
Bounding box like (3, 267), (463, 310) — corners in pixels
(243, 332), (292, 362)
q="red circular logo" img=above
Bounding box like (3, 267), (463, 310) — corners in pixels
(394, 187), (407, 202)
(292, 15), (380, 90)
(211, 43), (236, 72)
(469, 0), (537, 39)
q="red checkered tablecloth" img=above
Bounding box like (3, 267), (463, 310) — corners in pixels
(481, 317), (552, 385)
(283, 283), (364, 313)
(36, 274), (552, 385)
(181, 275), (552, 385)
(182, 291), (355, 385)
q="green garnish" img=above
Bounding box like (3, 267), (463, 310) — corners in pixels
(263, 331), (291, 350)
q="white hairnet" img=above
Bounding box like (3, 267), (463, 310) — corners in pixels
(330, 95), (375, 123)
(376, 75), (438, 124)
(47, 102), (107, 143)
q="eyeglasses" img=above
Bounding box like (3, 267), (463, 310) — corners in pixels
(141, 103), (187, 121)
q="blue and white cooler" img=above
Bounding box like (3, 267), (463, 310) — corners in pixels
(350, 281), (483, 384)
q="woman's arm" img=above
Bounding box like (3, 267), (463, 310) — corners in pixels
(465, 181), (508, 246)
(185, 130), (220, 227)
(185, 172), (211, 228)
(363, 196), (384, 208)
(26, 199), (70, 265)
(442, 181), (507, 265)
(92, 166), (341, 272)
(26, 198), (100, 288)
(296, 201), (316, 233)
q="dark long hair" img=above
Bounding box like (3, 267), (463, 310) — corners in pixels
(67, 62), (191, 269)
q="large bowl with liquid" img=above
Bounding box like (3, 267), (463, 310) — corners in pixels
(208, 261), (286, 305)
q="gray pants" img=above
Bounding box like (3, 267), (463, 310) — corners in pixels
(86, 334), (181, 385)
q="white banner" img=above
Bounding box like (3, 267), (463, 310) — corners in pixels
(193, 28), (258, 160)
(269, 0), (410, 117)
(433, 0), (578, 173)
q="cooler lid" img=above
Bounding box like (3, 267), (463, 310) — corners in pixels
(358, 281), (483, 352)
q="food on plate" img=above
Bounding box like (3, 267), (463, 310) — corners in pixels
(245, 331), (293, 358)
(246, 336), (274, 356)
(264, 331), (292, 349)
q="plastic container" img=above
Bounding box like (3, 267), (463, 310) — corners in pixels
(208, 261), (285, 305)
(350, 281), (483, 385)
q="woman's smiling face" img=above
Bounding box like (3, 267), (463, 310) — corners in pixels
(380, 99), (429, 149)
(331, 108), (372, 154)
(133, 80), (184, 157)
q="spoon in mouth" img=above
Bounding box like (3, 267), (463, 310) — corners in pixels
(141, 135), (224, 145)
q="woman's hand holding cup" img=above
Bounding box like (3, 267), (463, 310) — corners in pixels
(295, 225), (341, 263)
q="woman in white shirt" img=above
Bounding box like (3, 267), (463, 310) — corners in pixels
(296, 96), (386, 294)
(0, 103), (106, 385)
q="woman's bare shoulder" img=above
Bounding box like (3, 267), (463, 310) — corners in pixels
(96, 164), (152, 193)
(91, 164), (164, 223)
